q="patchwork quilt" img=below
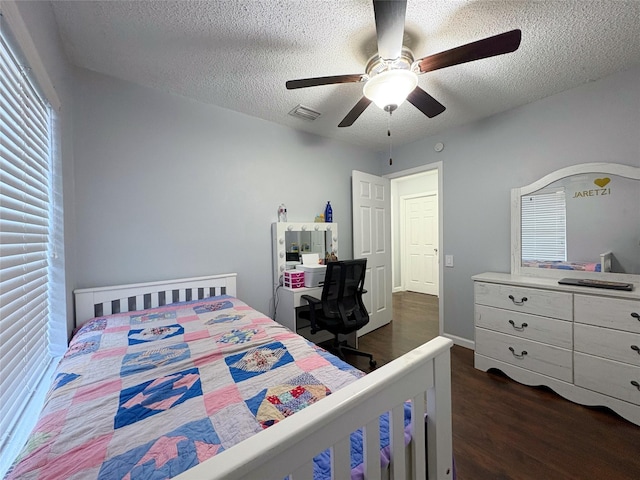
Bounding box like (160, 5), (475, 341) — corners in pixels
(7, 296), (411, 480)
(522, 259), (601, 271)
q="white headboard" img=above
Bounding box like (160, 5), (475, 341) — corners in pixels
(74, 273), (237, 326)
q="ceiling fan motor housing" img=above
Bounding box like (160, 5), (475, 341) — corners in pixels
(364, 47), (418, 110)
(365, 47), (415, 77)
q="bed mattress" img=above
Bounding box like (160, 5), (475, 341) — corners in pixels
(6, 295), (411, 480)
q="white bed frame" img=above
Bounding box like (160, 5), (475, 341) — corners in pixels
(74, 274), (454, 480)
(74, 273), (238, 324)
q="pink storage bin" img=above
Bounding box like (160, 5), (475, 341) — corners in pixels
(284, 270), (305, 288)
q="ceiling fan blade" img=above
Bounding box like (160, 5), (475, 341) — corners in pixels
(416, 29), (522, 74)
(373, 0), (407, 60)
(286, 74), (365, 90)
(407, 87), (446, 118)
(338, 97), (372, 127)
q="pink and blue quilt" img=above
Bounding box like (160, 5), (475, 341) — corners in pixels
(6, 295), (411, 480)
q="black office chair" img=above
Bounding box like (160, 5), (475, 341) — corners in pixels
(299, 259), (376, 368)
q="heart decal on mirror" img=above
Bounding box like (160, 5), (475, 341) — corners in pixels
(594, 177), (610, 188)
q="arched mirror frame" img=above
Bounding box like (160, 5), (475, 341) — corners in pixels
(511, 162), (640, 283)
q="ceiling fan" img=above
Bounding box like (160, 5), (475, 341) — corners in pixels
(286, 0), (522, 127)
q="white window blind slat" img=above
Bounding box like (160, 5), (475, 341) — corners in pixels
(0, 262), (47, 293)
(1, 202), (49, 227)
(1, 126), (49, 173)
(0, 46), (48, 130)
(0, 361), (48, 438)
(521, 190), (567, 261)
(0, 231), (47, 246)
(0, 303), (47, 375)
(1, 147), (48, 189)
(1, 216), (49, 236)
(1, 187), (48, 220)
(0, 96), (49, 153)
(0, 251), (46, 271)
(0, 327), (49, 435)
(0, 284), (48, 334)
(0, 286), (48, 329)
(0, 242), (47, 258)
(1, 131), (49, 176)
(1, 81), (49, 146)
(0, 192), (49, 224)
(0, 28), (53, 471)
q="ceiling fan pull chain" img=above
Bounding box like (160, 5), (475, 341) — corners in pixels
(388, 111), (393, 165)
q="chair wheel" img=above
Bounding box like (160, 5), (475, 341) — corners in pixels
(369, 360), (377, 368)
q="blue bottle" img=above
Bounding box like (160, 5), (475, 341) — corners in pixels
(324, 201), (333, 223)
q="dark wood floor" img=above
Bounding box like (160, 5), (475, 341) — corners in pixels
(339, 291), (640, 480)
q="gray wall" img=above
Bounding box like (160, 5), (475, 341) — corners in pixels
(71, 69), (378, 317)
(380, 65), (640, 342)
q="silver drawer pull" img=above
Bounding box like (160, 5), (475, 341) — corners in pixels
(632, 312), (640, 321)
(631, 345), (640, 355)
(508, 346), (528, 359)
(508, 294), (528, 306)
(508, 320), (528, 331)
(631, 380), (640, 391)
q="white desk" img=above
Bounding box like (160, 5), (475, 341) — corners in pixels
(275, 285), (356, 347)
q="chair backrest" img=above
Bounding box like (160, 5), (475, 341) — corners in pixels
(320, 259), (368, 328)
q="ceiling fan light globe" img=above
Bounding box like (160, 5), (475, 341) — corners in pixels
(363, 70), (418, 110)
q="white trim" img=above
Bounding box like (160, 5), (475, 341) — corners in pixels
(443, 333), (475, 350)
(385, 162), (444, 336)
(520, 162), (639, 194)
(385, 163), (440, 180)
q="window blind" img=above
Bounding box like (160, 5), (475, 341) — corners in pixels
(521, 190), (567, 261)
(0, 32), (53, 459)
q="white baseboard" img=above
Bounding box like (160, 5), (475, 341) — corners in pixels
(442, 333), (474, 350)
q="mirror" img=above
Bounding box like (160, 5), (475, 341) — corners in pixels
(511, 162), (640, 282)
(284, 230), (331, 265)
(272, 222), (338, 289)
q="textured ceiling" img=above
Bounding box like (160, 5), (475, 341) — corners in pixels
(50, 0), (640, 151)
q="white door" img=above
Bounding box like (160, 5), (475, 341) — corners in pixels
(403, 193), (439, 295)
(352, 170), (393, 336)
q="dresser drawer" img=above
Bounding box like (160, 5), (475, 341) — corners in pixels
(574, 323), (640, 366)
(575, 294), (640, 333)
(475, 328), (572, 381)
(575, 352), (640, 406)
(475, 304), (572, 348)
(474, 282), (572, 320)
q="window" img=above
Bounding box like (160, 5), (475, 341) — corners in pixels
(0, 29), (56, 474)
(521, 190), (567, 261)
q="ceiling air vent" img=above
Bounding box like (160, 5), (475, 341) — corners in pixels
(288, 104), (321, 121)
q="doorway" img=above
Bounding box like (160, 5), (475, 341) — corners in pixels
(388, 163), (443, 335)
(400, 192), (438, 295)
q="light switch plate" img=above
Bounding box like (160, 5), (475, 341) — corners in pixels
(445, 255), (454, 267)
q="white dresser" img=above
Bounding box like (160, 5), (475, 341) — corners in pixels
(473, 272), (640, 425)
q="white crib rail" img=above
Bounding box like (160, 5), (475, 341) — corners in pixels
(174, 336), (454, 480)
